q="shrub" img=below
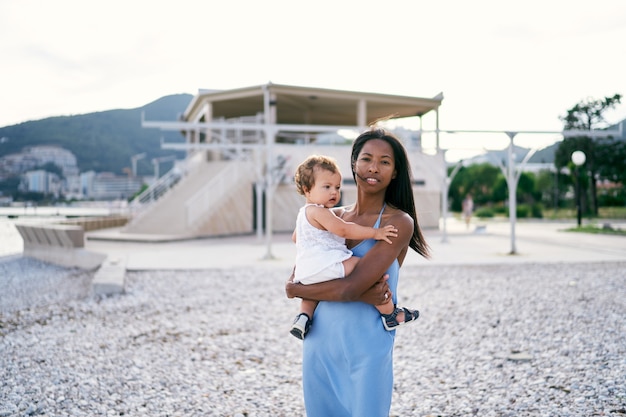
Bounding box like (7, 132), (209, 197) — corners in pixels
(475, 207), (495, 218)
(531, 203), (544, 218)
(516, 205), (529, 218)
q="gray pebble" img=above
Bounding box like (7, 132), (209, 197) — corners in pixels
(1, 258), (624, 416)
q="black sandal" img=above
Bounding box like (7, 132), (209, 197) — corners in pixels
(381, 305), (419, 331)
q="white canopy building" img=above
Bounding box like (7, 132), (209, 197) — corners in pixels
(125, 83), (444, 240)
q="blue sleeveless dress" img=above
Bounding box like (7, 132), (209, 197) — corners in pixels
(302, 206), (399, 417)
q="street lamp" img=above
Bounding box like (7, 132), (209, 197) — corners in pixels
(131, 153), (146, 177)
(571, 150), (586, 227)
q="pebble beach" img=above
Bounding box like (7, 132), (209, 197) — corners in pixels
(1, 256), (625, 417)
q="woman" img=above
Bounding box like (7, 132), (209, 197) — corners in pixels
(285, 127), (430, 416)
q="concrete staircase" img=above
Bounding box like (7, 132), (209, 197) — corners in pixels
(124, 159), (257, 237)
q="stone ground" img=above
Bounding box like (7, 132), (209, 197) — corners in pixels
(1, 259), (625, 417)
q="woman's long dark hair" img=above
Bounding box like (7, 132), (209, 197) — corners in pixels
(351, 127), (430, 258)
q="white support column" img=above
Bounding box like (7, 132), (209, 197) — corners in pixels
(185, 130), (192, 159)
(262, 85), (277, 259)
(255, 181), (264, 241)
(441, 156), (463, 243)
(357, 99), (367, 130)
(204, 102), (215, 161)
(434, 110), (451, 242)
(131, 153), (146, 177)
(435, 108), (440, 150)
(505, 132), (518, 255)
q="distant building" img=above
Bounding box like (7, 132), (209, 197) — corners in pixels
(81, 171), (143, 200)
(22, 146), (79, 178)
(0, 153), (40, 179)
(21, 169), (62, 197)
(0, 145), (81, 198)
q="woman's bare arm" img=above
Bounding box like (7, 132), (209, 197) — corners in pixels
(309, 205), (397, 244)
(286, 271), (391, 305)
(285, 211), (413, 304)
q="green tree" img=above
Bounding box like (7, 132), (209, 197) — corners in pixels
(554, 136), (593, 214)
(595, 136), (626, 205)
(492, 176), (508, 204)
(491, 171), (540, 216)
(534, 169), (569, 211)
(449, 163), (501, 211)
(557, 93), (622, 215)
(517, 172), (537, 204)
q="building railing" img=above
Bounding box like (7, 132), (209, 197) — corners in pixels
(129, 152), (200, 208)
(126, 153), (204, 227)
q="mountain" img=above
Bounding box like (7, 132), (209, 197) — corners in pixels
(526, 121), (625, 164)
(529, 143), (558, 164)
(0, 94), (193, 176)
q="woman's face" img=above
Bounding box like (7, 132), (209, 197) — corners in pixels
(353, 139), (397, 191)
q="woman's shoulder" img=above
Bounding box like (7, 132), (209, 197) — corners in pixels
(384, 205), (413, 227)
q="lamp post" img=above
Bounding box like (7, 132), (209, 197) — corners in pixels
(130, 153), (146, 177)
(571, 150), (586, 227)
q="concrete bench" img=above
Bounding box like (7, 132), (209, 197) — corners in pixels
(16, 223), (85, 249)
(15, 223), (106, 270)
(15, 223), (124, 295)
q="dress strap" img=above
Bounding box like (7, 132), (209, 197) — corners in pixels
(373, 203), (387, 228)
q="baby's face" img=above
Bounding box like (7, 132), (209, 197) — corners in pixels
(306, 169), (342, 208)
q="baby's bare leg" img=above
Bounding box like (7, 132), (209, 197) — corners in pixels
(342, 256), (360, 276)
(376, 301), (394, 315)
(300, 299), (318, 318)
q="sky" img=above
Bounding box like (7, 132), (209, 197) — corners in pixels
(2, 0), (626, 161)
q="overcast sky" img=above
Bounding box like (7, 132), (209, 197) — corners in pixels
(2, 0), (625, 159)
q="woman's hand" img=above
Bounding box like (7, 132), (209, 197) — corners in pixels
(359, 274), (391, 306)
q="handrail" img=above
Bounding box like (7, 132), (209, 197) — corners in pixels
(129, 152), (203, 209)
(136, 170), (180, 205)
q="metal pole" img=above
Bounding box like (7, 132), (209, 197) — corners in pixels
(554, 168), (559, 213)
(506, 132), (517, 255)
(441, 156), (463, 243)
(262, 85), (276, 260)
(576, 166), (582, 227)
(131, 153), (146, 177)
(255, 181), (264, 241)
(571, 151), (586, 228)
(152, 159), (160, 179)
(263, 128), (276, 260)
(440, 150), (449, 243)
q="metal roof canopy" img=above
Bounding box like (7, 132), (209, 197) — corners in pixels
(184, 83), (443, 128)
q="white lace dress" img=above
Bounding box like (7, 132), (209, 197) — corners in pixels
(294, 203), (352, 284)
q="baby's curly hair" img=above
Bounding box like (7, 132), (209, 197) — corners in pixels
(294, 154), (340, 196)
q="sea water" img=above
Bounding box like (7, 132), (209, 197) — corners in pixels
(0, 204), (128, 258)
(0, 217), (24, 257)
